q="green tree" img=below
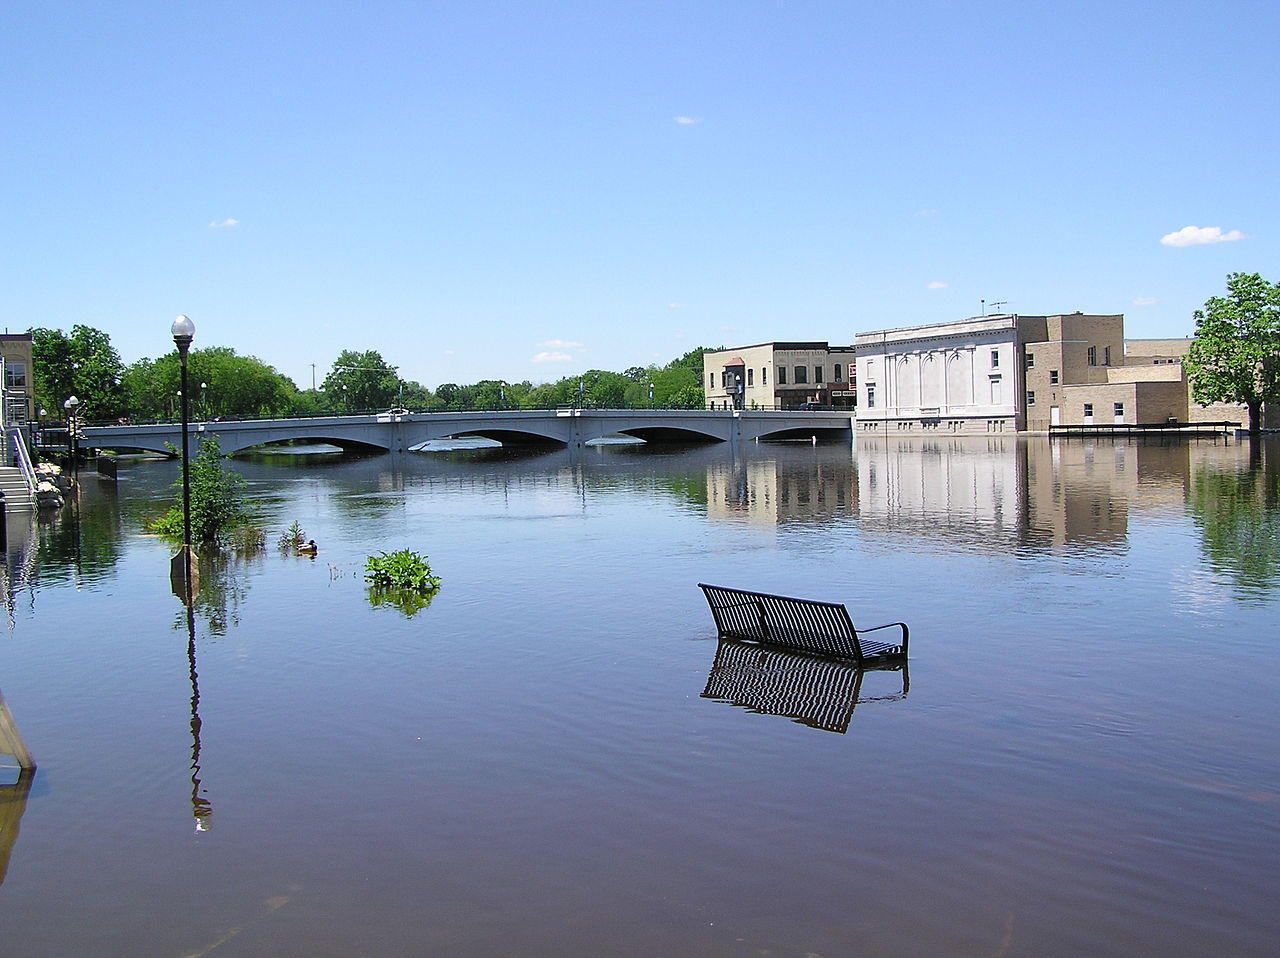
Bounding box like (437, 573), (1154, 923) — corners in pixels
(30, 324), (127, 421)
(322, 350), (400, 412)
(149, 435), (251, 545)
(1184, 272), (1280, 434)
(121, 347), (301, 421)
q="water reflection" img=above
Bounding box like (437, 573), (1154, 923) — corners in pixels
(0, 768), (35, 885)
(179, 551), (261, 636)
(0, 517), (38, 628)
(706, 446), (855, 524)
(28, 482), (125, 589)
(184, 601), (212, 831)
(849, 435), (1261, 557)
(702, 638), (908, 733)
(1187, 443), (1280, 599)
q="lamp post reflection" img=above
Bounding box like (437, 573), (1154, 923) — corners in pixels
(185, 600), (212, 830)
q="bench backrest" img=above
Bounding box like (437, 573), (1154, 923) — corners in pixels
(698, 583), (861, 659)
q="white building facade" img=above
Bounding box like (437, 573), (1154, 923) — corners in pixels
(855, 315), (1026, 434)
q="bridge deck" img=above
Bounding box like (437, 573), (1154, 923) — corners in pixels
(82, 408), (855, 455)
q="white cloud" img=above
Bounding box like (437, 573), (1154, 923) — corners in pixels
(674, 116), (699, 124)
(532, 351), (573, 363)
(668, 302), (688, 309)
(1132, 297), (1159, 307)
(208, 218), (239, 228)
(1160, 225), (1243, 247)
(926, 281), (947, 290)
(540, 339), (583, 349)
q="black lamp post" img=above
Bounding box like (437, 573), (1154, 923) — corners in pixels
(63, 396), (80, 484)
(171, 315), (197, 596)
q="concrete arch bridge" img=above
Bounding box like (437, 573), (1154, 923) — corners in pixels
(81, 408), (855, 457)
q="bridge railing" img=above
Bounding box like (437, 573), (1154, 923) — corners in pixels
(80, 403), (851, 428)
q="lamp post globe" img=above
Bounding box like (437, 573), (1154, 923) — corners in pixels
(171, 314), (195, 349)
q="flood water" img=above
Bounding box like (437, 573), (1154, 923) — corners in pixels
(1, 435), (1277, 957)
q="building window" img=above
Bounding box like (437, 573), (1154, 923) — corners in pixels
(777, 366), (787, 385)
(709, 372), (715, 389)
(794, 366), (807, 384)
(747, 367), (754, 386)
(866, 383), (876, 408)
(991, 350), (999, 368)
(1114, 402), (1124, 417)
(762, 367), (767, 386)
(1050, 369), (1059, 385)
(833, 364), (842, 382)
(4, 361), (27, 389)
(1088, 346), (1097, 366)
(1084, 403), (1094, 417)
(814, 365), (823, 384)
(1027, 390), (1036, 406)
(1026, 352), (1035, 369)
(1104, 346), (1112, 366)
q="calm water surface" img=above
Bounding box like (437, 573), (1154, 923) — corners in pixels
(1, 436), (1277, 957)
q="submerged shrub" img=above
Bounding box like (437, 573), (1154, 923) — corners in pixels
(149, 435), (252, 546)
(278, 520), (306, 551)
(364, 549), (441, 618)
(364, 549), (441, 592)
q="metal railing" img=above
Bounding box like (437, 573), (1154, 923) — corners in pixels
(7, 426), (37, 496)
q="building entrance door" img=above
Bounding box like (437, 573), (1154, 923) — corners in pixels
(1050, 406), (1060, 427)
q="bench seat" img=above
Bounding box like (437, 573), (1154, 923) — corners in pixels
(698, 583), (909, 665)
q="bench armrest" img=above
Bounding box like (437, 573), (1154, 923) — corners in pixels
(855, 621), (910, 654)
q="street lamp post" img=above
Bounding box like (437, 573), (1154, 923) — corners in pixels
(648, 382), (654, 405)
(170, 315), (198, 597)
(63, 396), (80, 484)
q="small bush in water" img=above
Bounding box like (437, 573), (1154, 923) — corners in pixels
(364, 549), (441, 593)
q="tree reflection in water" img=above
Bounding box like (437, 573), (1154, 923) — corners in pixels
(1188, 443), (1280, 599)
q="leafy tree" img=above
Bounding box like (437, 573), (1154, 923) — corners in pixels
(1185, 272), (1280, 434)
(30, 324), (127, 421)
(149, 435), (251, 545)
(322, 349), (400, 412)
(121, 347), (301, 421)
(186, 347), (298, 419)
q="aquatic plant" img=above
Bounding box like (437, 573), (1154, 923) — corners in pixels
(364, 549), (441, 618)
(278, 520), (306, 551)
(363, 549), (441, 593)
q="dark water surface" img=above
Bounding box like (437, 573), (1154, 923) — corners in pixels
(1, 436), (1277, 957)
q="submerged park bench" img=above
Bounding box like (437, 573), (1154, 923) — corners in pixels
(698, 583), (909, 665)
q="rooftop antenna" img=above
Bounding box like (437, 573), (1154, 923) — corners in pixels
(989, 300), (1008, 315)
(980, 299), (985, 316)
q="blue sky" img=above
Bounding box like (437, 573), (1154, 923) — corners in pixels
(3, 0), (1276, 389)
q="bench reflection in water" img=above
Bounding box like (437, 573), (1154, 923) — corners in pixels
(701, 637), (908, 734)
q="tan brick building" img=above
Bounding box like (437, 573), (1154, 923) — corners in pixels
(0, 333), (34, 427)
(703, 343), (856, 411)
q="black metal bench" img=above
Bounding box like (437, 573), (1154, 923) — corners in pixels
(698, 583), (909, 665)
